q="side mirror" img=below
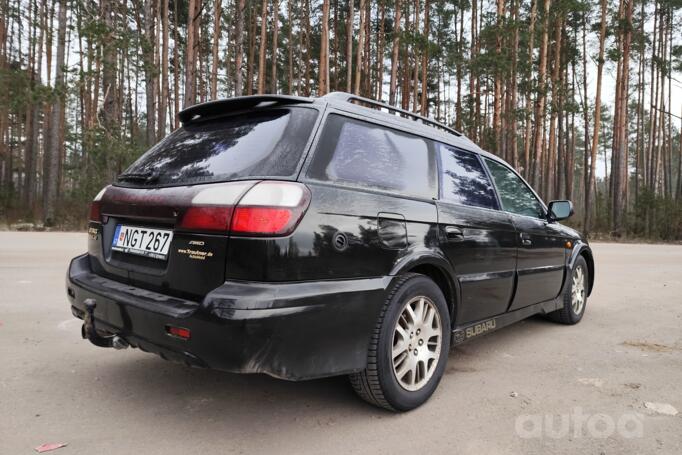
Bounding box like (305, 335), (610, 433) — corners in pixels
(547, 200), (574, 221)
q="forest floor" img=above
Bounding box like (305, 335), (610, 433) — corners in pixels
(1, 233), (681, 455)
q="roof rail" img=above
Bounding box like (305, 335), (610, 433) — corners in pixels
(322, 92), (462, 137)
(178, 95), (313, 124)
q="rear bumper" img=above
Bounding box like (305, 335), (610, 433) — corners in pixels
(66, 254), (390, 380)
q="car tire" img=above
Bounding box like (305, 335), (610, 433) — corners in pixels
(547, 256), (589, 325)
(349, 273), (451, 411)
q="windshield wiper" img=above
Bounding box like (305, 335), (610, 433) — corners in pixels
(117, 170), (160, 184)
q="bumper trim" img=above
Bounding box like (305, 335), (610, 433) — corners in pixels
(67, 254), (392, 380)
(68, 254), (199, 318)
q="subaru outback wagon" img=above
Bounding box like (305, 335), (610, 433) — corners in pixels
(67, 92), (594, 411)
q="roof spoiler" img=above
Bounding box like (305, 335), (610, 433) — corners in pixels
(178, 95), (313, 125)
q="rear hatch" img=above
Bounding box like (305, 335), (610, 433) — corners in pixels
(87, 104), (319, 299)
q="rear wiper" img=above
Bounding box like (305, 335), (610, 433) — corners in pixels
(117, 170), (160, 183)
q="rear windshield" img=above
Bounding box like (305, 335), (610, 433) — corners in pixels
(118, 107), (318, 186)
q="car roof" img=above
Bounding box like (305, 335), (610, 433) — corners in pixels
(178, 92), (503, 164)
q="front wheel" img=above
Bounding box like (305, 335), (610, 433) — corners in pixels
(349, 274), (451, 411)
(547, 256), (589, 325)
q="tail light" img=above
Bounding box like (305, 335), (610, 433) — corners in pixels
(88, 187), (108, 222)
(179, 181), (310, 236)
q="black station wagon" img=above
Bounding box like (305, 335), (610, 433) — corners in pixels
(67, 92), (594, 411)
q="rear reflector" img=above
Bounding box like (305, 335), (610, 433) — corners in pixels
(166, 325), (191, 340)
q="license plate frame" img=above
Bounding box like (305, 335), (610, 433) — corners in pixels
(111, 225), (174, 260)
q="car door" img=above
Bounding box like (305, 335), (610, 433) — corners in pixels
(436, 145), (518, 324)
(483, 158), (566, 310)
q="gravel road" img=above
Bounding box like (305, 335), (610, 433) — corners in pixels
(1, 232), (680, 454)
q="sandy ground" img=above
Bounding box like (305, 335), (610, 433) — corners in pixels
(0, 232), (680, 454)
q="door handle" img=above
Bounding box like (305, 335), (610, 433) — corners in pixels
(520, 233), (532, 246)
(445, 226), (464, 241)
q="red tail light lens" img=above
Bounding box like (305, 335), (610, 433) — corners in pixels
(88, 201), (102, 222)
(88, 187), (108, 222)
(230, 181), (311, 236)
(180, 206), (233, 231)
(231, 207), (292, 234)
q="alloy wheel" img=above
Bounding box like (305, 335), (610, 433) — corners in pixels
(571, 265), (586, 315)
(391, 296), (443, 392)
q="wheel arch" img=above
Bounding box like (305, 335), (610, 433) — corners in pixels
(580, 248), (595, 296)
(569, 242), (594, 296)
(391, 254), (459, 326)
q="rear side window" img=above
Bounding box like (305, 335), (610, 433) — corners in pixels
(438, 145), (498, 210)
(119, 107), (318, 186)
(307, 115), (437, 199)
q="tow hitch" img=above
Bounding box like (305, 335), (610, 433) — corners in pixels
(81, 298), (129, 350)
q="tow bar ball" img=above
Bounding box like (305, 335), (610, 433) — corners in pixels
(81, 298), (129, 350)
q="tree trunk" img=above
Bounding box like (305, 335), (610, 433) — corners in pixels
(545, 14), (563, 200)
(345, 0), (354, 93)
(233, 0), (245, 96)
(302, 0), (311, 95)
(530, 0), (550, 191)
(257, 0), (268, 93)
(509, 0), (519, 168)
(210, 0), (222, 99)
(362, 0), (371, 96)
(375, 0), (385, 101)
(354, 0), (366, 95)
(319, 0), (330, 94)
(469, 0), (478, 137)
(401, 1), (410, 110)
(271, 0), (279, 93)
(411, 0), (419, 112)
(158, 0), (169, 137)
(611, 0), (633, 237)
(286, 0), (293, 94)
(247, 5), (256, 95)
(646, 2), (659, 194)
(388, 0), (401, 105)
(332, 0), (339, 90)
(677, 104), (682, 200)
(44, 0), (67, 226)
(143, 0), (158, 146)
(493, 0), (504, 154)
(184, 0), (198, 107)
(584, 0), (607, 237)
(522, 0), (536, 178)
(419, 0), (429, 115)
(24, 0), (44, 212)
(170, 0), (178, 127)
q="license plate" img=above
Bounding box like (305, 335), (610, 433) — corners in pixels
(112, 225), (173, 260)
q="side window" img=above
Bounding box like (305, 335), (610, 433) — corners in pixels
(307, 114), (437, 199)
(439, 145), (498, 210)
(484, 158), (545, 219)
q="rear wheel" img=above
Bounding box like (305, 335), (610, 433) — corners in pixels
(349, 273), (451, 411)
(547, 256), (589, 325)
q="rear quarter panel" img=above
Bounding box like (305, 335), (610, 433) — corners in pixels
(224, 183), (439, 281)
